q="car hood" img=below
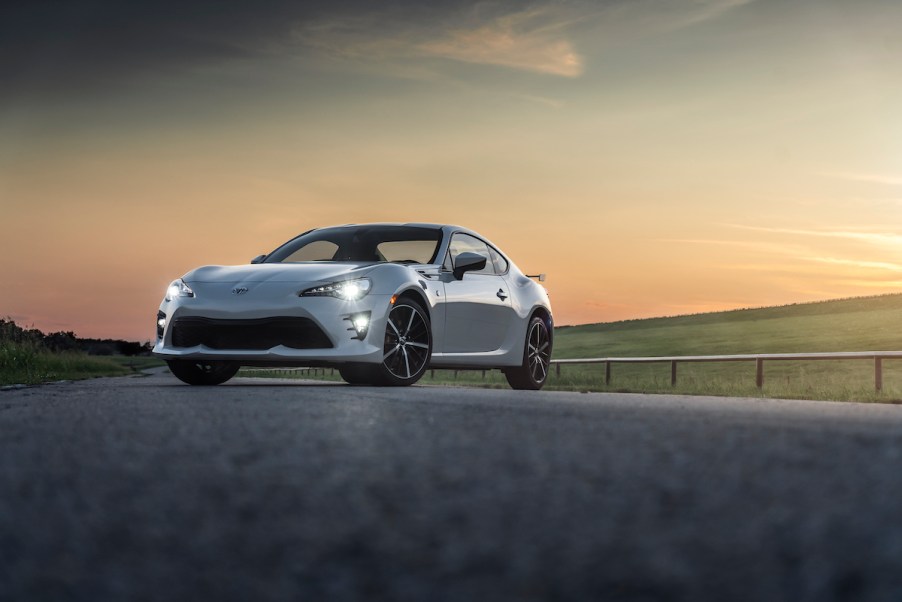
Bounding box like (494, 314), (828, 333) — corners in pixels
(183, 262), (376, 284)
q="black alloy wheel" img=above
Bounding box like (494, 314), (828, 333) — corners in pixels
(380, 299), (432, 386)
(505, 315), (552, 390)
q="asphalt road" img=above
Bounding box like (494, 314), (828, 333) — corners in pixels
(2, 370), (902, 602)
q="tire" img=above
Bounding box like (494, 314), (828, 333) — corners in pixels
(505, 315), (552, 390)
(339, 364), (380, 385)
(167, 360), (239, 386)
(377, 298), (432, 386)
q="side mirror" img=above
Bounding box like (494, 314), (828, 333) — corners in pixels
(250, 254), (267, 264)
(453, 252), (487, 280)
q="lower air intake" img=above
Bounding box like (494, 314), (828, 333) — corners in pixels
(171, 317), (333, 350)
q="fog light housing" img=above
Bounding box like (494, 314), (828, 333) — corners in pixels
(346, 311), (371, 340)
(156, 311), (167, 340)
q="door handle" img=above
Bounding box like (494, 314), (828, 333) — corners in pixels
(496, 289), (508, 301)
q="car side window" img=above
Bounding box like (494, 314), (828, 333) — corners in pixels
(489, 247), (509, 275)
(445, 233), (495, 275)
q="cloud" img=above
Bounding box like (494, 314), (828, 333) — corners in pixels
(804, 257), (902, 273)
(822, 172), (902, 186)
(417, 8), (583, 77)
(659, 238), (806, 256)
(298, 0), (759, 79)
(300, 4), (584, 78)
(586, 0), (756, 41)
(829, 279), (902, 289)
(729, 225), (902, 247)
(665, 0), (756, 28)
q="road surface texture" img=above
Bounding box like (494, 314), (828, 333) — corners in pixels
(2, 369), (902, 602)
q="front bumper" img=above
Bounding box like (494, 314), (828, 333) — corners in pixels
(152, 292), (392, 365)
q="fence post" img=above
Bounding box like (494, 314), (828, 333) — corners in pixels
(604, 361), (611, 385)
(756, 358), (764, 389)
(556, 363), (561, 377)
(875, 357), (883, 392)
(670, 361), (677, 386)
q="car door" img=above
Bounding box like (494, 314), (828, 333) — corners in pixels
(440, 233), (516, 353)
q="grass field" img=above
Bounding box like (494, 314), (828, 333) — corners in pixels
(242, 294), (902, 402)
(0, 342), (164, 387)
(544, 293), (902, 401)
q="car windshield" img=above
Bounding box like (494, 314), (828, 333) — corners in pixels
(265, 226), (443, 264)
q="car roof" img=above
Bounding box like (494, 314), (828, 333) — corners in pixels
(328, 222), (446, 229)
(325, 222), (479, 235)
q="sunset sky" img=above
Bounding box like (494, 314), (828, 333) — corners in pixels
(2, 0), (902, 340)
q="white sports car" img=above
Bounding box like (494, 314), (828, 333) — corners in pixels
(153, 223), (553, 389)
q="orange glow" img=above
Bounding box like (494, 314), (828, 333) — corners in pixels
(3, 1), (902, 340)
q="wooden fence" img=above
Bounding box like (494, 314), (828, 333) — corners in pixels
(550, 351), (902, 392)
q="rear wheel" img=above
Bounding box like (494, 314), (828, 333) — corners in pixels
(505, 316), (552, 390)
(378, 299), (432, 386)
(167, 360), (239, 386)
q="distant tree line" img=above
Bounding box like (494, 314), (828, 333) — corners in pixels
(0, 318), (152, 356)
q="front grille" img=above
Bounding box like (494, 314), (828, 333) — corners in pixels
(171, 317), (333, 350)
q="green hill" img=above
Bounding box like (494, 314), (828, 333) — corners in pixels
(539, 293), (902, 401)
(554, 293), (902, 359)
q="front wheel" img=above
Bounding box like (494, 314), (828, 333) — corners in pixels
(338, 364), (380, 385)
(505, 316), (552, 390)
(167, 360), (239, 386)
(377, 299), (432, 386)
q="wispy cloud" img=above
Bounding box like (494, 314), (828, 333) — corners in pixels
(297, 0), (757, 79)
(648, 0), (757, 30)
(729, 225), (902, 247)
(829, 279), (902, 289)
(822, 172), (902, 186)
(299, 5), (583, 78)
(589, 0), (757, 42)
(659, 238), (806, 255)
(804, 256), (902, 273)
(419, 9), (583, 77)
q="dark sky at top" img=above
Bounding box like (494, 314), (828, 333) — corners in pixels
(0, 0), (524, 102)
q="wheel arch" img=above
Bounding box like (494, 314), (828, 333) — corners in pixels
(394, 286), (432, 319)
(529, 305), (553, 330)
(526, 304), (554, 356)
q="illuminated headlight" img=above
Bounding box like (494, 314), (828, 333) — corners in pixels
(345, 311), (371, 340)
(301, 278), (372, 301)
(165, 279), (195, 301)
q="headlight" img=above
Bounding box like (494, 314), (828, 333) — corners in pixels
(165, 279), (195, 301)
(300, 278), (372, 300)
